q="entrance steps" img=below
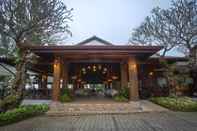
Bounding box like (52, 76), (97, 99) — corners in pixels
(47, 101), (168, 116)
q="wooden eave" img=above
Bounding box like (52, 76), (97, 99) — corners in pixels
(28, 45), (162, 54)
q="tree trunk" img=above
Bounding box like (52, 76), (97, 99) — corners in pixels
(10, 49), (28, 102)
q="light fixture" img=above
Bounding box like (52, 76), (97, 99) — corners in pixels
(149, 72), (153, 76)
(108, 79), (112, 82)
(81, 81), (86, 84)
(87, 66), (91, 70)
(104, 68), (107, 72)
(133, 64), (137, 68)
(98, 65), (102, 70)
(129, 64), (137, 70)
(82, 68), (86, 72)
(53, 59), (59, 68)
(112, 76), (118, 80)
(77, 79), (81, 82)
(71, 76), (77, 80)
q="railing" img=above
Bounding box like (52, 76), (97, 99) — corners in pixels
(24, 88), (52, 99)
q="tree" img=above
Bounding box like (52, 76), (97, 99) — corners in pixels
(130, 0), (197, 57)
(130, 0), (197, 96)
(169, 0), (197, 55)
(0, 34), (15, 57)
(0, 0), (72, 105)
(130, 7), (178, 57)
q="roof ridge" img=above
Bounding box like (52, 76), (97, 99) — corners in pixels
(76, 36), (113, 46)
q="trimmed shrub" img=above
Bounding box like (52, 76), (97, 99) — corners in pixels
(113, 88), (129, 102)
(0, 104), (49, 126)
(113, 95), (128, 102)
(119, 87), (129, 99)
(60, 94), (72, 102)
(60, 88), (73, 103)
(150, 96), (197, 111)
(0, 94), (21, 112)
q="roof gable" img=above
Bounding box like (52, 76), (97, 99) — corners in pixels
(76, 36), (113, 46)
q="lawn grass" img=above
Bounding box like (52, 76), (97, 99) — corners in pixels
(150, 96), (197, 112)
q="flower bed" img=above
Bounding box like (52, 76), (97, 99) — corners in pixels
(0, 104), (49, 126)
(150, 96), (197, 111)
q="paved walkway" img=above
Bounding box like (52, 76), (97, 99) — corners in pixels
(1, 112), (197, 131)
(47, 100), (168, 116)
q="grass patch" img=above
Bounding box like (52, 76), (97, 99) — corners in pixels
(150, 96), (197, 112)
(0, 104), (49, 126)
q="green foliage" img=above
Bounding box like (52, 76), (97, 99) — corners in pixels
(0, 104), (49, 126)
(150, 96), (197, 111)
(159, 58), (193, 96)
(119, 87), (129, 99)
(113, 88), (129, 102)
(113, 95), (128, 102)
(60, 88), (73, 103)
(60, 94), (73, 103)
(0, 94), (21, 112)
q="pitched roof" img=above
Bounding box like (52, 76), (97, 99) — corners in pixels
(76, 36), (113, 46)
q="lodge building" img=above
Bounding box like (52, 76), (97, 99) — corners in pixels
(28, 36), (187, 101)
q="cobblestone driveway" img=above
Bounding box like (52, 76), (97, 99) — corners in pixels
(1, 112), (197, 131)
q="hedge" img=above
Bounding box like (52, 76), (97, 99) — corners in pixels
(0, 104), (49, 126)
(150, 96), (197, 112)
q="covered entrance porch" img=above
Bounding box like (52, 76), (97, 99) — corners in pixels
(52, 57), (139, 101)
(52, 56), (139, 102)
(29, 40), (162, 102)
(68, 62), (121, 99)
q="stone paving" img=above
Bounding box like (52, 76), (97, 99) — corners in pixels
(47, 100), (168, 116)
(1, 112), (197, 131)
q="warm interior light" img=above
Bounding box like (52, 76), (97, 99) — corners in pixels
(129, 64), (137, 70)
(77, 79), (81, 82)
(71, 76), (77, 80)
(98, 65), (102, 70)
(133, 64), (137, 68)
(108, 79), (112, 82)
(54, 63), (57, 68)
(87, 66), (91, 69)
(149, 72), (153, 76)
(81, 81), (86, 84)
(82, 68), (86, 72)
(112, 76), (118, 80)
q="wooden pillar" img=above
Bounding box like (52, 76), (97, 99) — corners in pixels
(128, 57), (139, 101)
(38, 74), (42, 89)
(41, 74), (48, 96)
(120, 61), (128, 88)
(62, 61), (68, 88)
(52, 57), (61, 101)
(41, 74), (48, 89)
